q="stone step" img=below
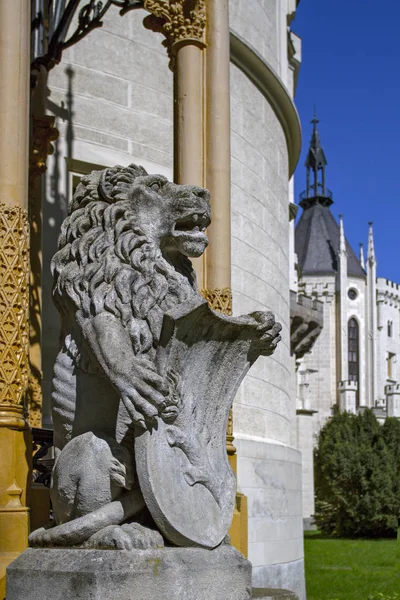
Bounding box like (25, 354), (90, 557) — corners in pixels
(252, 588), (299, 600)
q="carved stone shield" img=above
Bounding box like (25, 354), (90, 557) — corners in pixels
(135, 298), (262, 549)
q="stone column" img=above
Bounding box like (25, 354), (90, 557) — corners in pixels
(143, 0), (207, 279)
(0, 0), (32, 595)
(203, 0), (231, 295)
(28, 66), (59, 429)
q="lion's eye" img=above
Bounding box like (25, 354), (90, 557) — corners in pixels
(150, 182), (161, 191)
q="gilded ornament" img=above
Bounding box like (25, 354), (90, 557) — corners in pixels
(143, 0), (206, 62)
(201, 287), (232, 316)
(0, 204), (30, 412)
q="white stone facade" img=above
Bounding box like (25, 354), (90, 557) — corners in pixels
(295, 213), (400, 526)
(42, 3), (306, 599)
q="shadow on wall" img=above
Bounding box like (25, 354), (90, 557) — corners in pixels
(42, 66), (75, 425)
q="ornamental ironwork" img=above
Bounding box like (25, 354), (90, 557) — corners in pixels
(31, 0), (144, 72)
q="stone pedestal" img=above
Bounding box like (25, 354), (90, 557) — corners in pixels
(7, 544), (252, 600)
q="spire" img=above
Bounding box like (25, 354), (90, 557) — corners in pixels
(359, 243), (365, 270)
(338, 214), (347, 256)
(367, 222), (376, 264)
(300, 111), (332, 209)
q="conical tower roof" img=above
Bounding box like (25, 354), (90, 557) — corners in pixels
(295, 116), (365, 279)
(295, 204), (365, 278)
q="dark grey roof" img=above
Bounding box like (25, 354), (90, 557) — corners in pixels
(295, 201), (366, 279)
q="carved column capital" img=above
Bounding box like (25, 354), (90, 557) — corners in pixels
(143, 0), (206, 60)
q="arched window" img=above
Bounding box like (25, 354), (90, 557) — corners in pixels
(348, 319), (359, 405)
(388, 320), (393, 338)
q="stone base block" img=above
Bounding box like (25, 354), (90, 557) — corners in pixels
(6, 544), (252, 600)
(253, 589), (299, 599)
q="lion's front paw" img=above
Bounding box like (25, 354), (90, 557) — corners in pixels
(249, 311), (282, 356)
(85, 523), (164, 550)
(109, 443), (134, 490)
(29, 523), (55, 547)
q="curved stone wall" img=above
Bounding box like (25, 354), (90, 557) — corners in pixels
(230, 0), (279, 73)
(230, 57), (305, 600)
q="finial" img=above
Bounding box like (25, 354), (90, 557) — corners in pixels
(367, 222), (376, 263)
(311, 106), (319, 128)
(339, 214), (346, 255)
(359, 243), (365, 270)
(302, 107), (329, 205)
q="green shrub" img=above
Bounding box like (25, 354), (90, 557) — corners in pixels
(314, 409), (400, 538)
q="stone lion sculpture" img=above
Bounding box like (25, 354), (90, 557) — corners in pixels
(29, 164), (281, 550)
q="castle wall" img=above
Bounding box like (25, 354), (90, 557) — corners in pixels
(230, 0), (279, 74)
(298, 276), (336, 434)
(376, 279), (400, 404)
(43, 4), (305, 598)
(230, 61), (304, 597)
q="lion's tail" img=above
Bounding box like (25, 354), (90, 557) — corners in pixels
(29, 487), (145, 548)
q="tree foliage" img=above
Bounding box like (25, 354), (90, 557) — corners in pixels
(314, 409), (400, 537)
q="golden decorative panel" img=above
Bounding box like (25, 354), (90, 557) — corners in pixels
(0, 204), (30, 408)
(201, 287), (232, 316)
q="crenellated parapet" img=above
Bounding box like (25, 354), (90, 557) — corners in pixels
(298, 280), (336, 303)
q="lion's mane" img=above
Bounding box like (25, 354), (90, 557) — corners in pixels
(51, 164), (197, 362)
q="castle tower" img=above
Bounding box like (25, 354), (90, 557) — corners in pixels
(295, 115), (365, 423)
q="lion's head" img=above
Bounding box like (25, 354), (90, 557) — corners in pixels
(51, 164), (211, 358)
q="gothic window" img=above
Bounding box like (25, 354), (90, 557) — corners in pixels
(348, 318), (359, 384)
(387, 352), (396, 380)
(388, 320), (393, 337)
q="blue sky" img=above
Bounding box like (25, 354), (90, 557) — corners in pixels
(293, 0), (400, 281)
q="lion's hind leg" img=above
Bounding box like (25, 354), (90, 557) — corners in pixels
(29, 431), (145, 548)
(51, 431), (134, 523)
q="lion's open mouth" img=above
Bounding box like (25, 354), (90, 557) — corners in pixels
(174, 213), (210, 236)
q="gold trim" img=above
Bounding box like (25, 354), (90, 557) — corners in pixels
(143, 0), (206, 62)
(202, 288), (236, 458)
(0, 404), (27, 430)
(201, 287), (232, 316)
(226, 409), (236, 456)
(0, 204), (30, 411)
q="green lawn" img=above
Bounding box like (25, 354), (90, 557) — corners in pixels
(304, 531), (400, 600)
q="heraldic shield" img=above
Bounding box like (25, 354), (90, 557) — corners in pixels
(135, 297), (270, 549)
